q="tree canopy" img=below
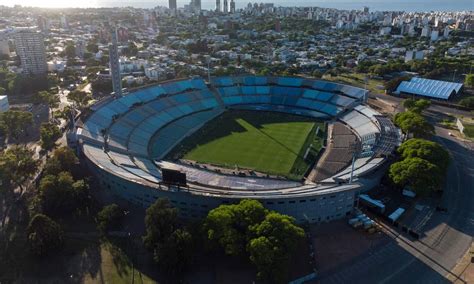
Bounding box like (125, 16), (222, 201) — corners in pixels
(27, 214), (64, 257)
(0, 110), (33, 139)
(142, 198), (195, 275)
(43, 146), (78, 176)
(143, 198), (178, 249)
(38, 171), (89, 217)
(402, 99), (431, 113)
(0, 146), (39, 192)
(464, 74), (474, 88)
(389, 157), (441, 195)
(153, 228), (195, 275)
(68, 90), (91, 108)
(40, 122), (62, 150)
(459, 97), (474, 109)
(394, 111), (434, 138)
(397, 138), (450, 172)
(36, 91), (60, 110)
(203, 199), (304, 283)
(97, 203), (124, 236)
(204, 199), (267, 256)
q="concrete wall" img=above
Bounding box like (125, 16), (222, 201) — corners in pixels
(85, 154), (357, 224)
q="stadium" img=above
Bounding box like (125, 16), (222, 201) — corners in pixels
(75, 76), (401, 223)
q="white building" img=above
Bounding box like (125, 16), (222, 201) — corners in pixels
(379, 27), (392, 36)
(14, 28), (47, 75)
(47, 60), (67, 72)
(443, 26), (450, 38)
(0, 96), (9, 112)
(145, 66), (167, 80)
(421, 26), (431, 37)
(405, 50), (415, 62)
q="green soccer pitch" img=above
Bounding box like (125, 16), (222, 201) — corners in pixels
(167, 110), (326, 180)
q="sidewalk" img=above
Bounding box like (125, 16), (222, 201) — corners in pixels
(447, 242), (474, 284)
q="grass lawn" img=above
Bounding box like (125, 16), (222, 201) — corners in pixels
(83, 241), (155, 284)
(463, 124), (474, 139)
(323, 72), (385, 95)
(168, 110), (325, 179)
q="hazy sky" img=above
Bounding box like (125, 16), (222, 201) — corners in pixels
(0, 0), (472, 11)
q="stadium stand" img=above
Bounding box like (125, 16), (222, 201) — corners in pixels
(76, 76), (398, 224)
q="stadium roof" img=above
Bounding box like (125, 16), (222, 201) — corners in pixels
(395, 77), (463, 100)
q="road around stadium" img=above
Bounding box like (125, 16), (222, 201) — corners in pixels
(316, 119), (473, 284)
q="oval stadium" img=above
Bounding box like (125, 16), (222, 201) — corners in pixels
(75, 76), (401, 224)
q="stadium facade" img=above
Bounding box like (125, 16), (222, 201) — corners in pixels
(75, 76), (401, 223)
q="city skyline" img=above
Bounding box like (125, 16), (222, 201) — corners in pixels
(1, 0), (472, 12)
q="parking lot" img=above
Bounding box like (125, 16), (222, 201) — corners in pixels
(309, 219), (391, 275)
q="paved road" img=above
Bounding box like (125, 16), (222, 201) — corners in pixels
(319, 128), (474, 284)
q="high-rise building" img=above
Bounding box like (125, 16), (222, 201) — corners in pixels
(216, 0), (221, 12)
(0, 31), (9, 56)
(169, 0), (177, 10)
(363, 6), (369, 13)
(223, 0), (228, 13)
(194, 0), (201, 12)
(0, 95), (9, 113)
(190, 0), (201, 12)
(230, 0), (235, 13)
(109, 28), (122, 97)
(421, 25), (431, 37)
(60, 14), (68, 29)
(14, 28), (47, 75)
(37, 16), (50, 32)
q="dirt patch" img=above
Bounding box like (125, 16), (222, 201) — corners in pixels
(309, 220), (391, 274)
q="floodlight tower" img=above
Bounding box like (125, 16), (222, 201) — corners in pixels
(109, 27), (122, 97)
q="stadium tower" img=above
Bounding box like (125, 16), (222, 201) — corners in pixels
(109, 28), (122, 97)
(223, 0), (228, 13)
(169, 0), (177, 10)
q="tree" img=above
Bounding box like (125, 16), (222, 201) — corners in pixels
(459, 97), (474, 109)
(384, 76), (410, 93)
(27, 214), (63, 256)
(40, 122), (62, 150)
(248, 212), (305, 283)
(64, 43), (76, 59)
(389, 157), (441, 195)
(0, 86), (5, 96)
(97, 204), (124, 235)
(0, 146), (38, 193)
(397, 138), (450, 172)
(154, 228), (194, 275)
(204, 199), (267, 256)
(0, 110), (33, 139)
(38, 171), (89, 217)
(394, 111), (434, 138)
(86, 42), (99, 53)
(36, 91), (60, 110)
(204, 200), (304, 283)
(143, 198), (178, 249)
(43, 146), (78, 176)
(464, 74), (474, 88)
(403, 99), (431, 113)
(68, 90), (91, 108)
